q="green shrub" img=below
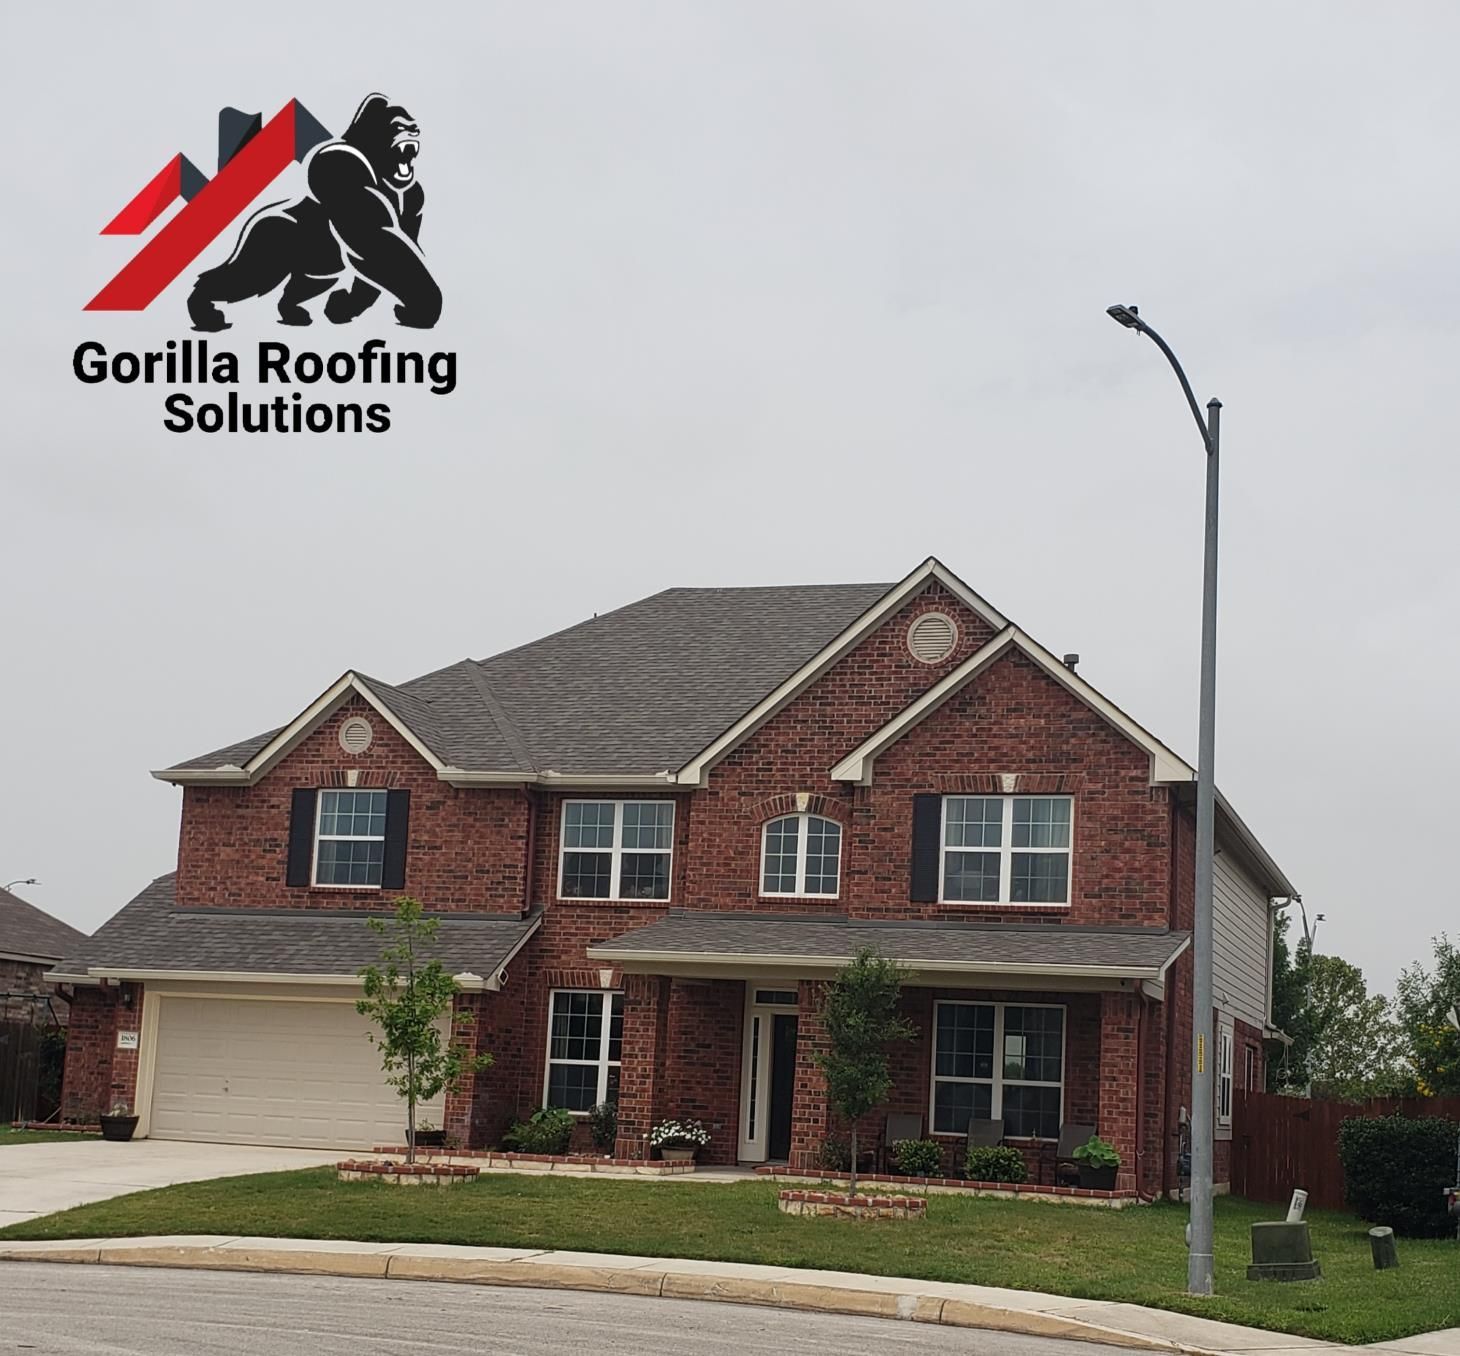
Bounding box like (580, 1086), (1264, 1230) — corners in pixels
(1339, 1113), (1458, 1238)
(964, 1145), (1028, 1183)
(588, 1102), (618, 1153)
(817, 1137), (852, 1172)
(891, 1138), (943, 1176)
(503, 1107), (574, 1155)
(1072, 1135), (1121, 1170)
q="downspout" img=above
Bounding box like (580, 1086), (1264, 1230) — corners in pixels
(1135, 989), (1156, 1202)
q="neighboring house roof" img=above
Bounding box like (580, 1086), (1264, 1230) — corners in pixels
(589, 910), (1192, 983)
(0, 886), (88, 965)
(46, 875), (541, 993)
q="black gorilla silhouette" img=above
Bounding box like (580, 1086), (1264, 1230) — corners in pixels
(188, 94), (441, 331)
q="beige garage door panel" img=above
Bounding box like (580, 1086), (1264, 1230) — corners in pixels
(150, 996), (443, 1150)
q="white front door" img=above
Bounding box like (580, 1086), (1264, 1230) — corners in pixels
(738, 985), (799, 1162)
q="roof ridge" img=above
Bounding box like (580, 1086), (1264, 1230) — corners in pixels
(459, 660), (537, 773)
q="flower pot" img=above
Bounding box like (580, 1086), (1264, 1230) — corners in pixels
(1077, 1163), (1118, 1191)
(99, 1114), (138, 1142)
(659, 1146), (696, 1162)
(412, 1129), (446, 1149)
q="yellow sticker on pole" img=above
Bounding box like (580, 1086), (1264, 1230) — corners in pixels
(1197, 1034), (1206, 1074)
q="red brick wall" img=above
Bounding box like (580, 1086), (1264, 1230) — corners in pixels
(177, 695), (529, 913)
(60, 984), (141, 1121)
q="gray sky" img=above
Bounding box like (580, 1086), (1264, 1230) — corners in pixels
(3, 2), (1455, 993)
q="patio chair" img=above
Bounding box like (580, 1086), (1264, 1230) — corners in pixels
(881, 1111), (924, 1172)
(965, 1117), (1004, 1151)
(1052, 1121), (1097, 1186)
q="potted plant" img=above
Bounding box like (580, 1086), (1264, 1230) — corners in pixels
(649, 1117), (711, 1162)
(413, 1119), (446, 1149)
(99, 1100), (138, 1142)
(1071, 1133), (1121, 1190)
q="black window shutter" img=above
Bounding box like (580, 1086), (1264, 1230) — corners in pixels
(382, 789), (411, 890)
(286, 789), (317, 887)
(909, 793), (943, 902)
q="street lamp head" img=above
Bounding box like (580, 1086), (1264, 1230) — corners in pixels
(3, 877), (39, 890)
(1106, 303), (1143, 329)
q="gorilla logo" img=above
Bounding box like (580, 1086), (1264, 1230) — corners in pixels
(187, 94), (441, 331)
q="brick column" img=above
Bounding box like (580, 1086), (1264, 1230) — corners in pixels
(1097, 989), (1140, 1191)
(443, 992), (485, 1147)
(614, 974), (670, 1159)
(787, 979), (830, 1171)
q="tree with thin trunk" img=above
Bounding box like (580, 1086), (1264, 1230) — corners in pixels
(815, 947), (915, 1196)
(357, 896), (492, 1164)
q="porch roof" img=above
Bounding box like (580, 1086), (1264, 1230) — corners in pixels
(587, 910), (1191, 985)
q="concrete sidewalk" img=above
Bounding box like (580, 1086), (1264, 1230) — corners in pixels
(3, 1234), (1450, 1356)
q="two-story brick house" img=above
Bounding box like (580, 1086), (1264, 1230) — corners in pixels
(52, 559), (1293, 1194)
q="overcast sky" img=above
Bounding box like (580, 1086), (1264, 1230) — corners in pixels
(3, 2), (1454, 993)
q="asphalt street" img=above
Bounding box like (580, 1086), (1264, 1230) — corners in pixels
(0, 1263), (1132, 1355)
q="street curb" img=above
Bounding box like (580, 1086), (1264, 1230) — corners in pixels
(0, 1240), (1225, 1352)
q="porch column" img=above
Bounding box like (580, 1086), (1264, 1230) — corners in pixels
(1097, 989), (1140, 1191)
(614, 974), (670, 1159)
(787, 979), (830, 1171)
(442, 992), (485, 1147)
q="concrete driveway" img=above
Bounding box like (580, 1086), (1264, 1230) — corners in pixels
(0, 1140), (340, 1225)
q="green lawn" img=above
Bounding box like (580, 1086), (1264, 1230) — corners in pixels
(0, 1127), (98, 1146)
(1, 1170), (1453, 1344)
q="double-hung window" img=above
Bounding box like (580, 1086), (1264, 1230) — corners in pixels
(559, 801), (674, 900)
(760, 814), (841, 897)
(941, 796), (1072, 905)
(314, 789), (388, 887)
(931, 1000), (1064, 1139)
(1217, 1023), (1234, 1125)
(544, 990), (623, 1112)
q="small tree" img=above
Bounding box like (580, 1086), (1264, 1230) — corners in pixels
(814, 947), (914, 1196)
(1395, 934), (1460, 1097)
(357, 896), (492, 1164)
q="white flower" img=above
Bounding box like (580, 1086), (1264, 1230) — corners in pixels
(649, 1118), (711, 1148)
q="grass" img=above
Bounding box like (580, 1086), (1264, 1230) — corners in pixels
(0, 1127), (98, 1146)
(0, 1170), (1453, 1344)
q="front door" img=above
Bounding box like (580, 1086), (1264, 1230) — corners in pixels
(767, 1013), (798, 1162)
(738, 985), (800, 1162)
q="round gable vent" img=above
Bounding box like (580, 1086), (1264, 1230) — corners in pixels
(339, 716), (374, 755)
(908, 612), (957, 664)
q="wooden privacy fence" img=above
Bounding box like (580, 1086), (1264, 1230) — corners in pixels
(1232, 1089), (1460, 1210)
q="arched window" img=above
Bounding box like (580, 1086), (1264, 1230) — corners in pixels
(760, 814), (841, 897)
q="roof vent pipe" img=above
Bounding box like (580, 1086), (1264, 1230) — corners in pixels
(1062, 653), (1080, 671)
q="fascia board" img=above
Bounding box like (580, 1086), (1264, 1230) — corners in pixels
(0, 951), (65, 966)
(583, 945), (1167, 981)
(152, 672), (447, 786)
(81, 966), (488, 992)
(440, 770), (679, 788)
(484, 914), (544, 990)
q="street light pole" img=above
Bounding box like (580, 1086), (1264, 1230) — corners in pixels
(3, 878), (39, 892)
(1106, 304), (1220, 1296)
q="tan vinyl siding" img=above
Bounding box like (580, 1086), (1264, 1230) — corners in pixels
(1213, 853), (1270, 1029)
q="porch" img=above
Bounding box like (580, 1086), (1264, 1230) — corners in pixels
(587, 910), (1188, 1195)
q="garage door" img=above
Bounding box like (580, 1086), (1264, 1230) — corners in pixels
(148, 996), (444, 1149)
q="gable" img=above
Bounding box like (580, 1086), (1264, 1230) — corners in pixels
(830, 627), (1194, 786)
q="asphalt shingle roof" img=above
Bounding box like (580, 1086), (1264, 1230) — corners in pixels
(48, 874), (540, 981)
(169, 582), (891, 775)
(0, 887), (87, 962)
(588, 909), (1191, 977)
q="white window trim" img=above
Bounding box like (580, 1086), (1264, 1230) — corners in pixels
(938, 795), (1074, 908)
(311, 787), (387, 890)
(542, 988), (622, 1116)
(557, 799), (676, 903)
(759, 813), (842, 899)
(1217, 1021), (1234, 1126)
(1244, 1042), (1257, 1095)
(929, 999), (1067, 1141)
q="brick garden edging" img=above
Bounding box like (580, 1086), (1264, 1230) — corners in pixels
(338, 1160), (479, 1186)
(370, 1147), (695, 1176)
(757, 1165), (1138, 1207)
(778, 1190), (926, 1220)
